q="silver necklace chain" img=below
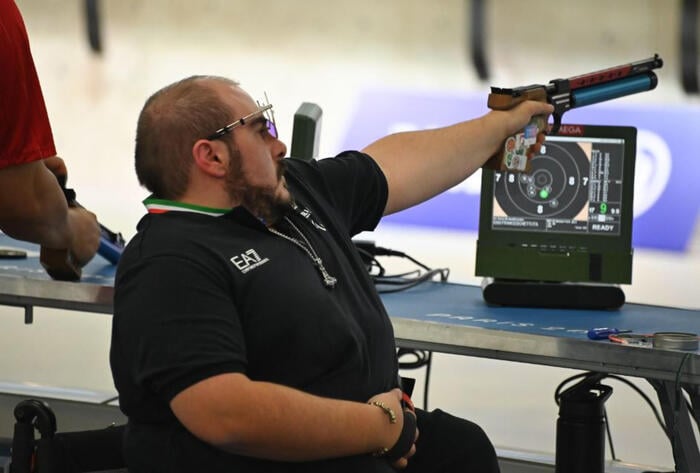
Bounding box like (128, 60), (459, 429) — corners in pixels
(268, 216), (338, 288)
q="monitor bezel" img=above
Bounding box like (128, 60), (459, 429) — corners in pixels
(476, 124), (637, 282)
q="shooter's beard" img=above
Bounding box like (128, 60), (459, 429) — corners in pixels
(224, 150), (292, 225)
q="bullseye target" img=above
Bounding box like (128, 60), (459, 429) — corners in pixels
(495, 142), (590, 219)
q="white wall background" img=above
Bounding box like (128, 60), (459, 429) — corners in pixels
(2, 0), (699, 469)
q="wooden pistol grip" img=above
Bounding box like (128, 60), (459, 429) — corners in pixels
(487, 87), (548, 111)
(40, 247), (81, 281)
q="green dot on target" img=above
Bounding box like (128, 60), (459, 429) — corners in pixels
(539, 189), (549, 199)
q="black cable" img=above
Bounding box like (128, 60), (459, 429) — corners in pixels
(670, 353), (692, 472)
(374, 269), (426, 282)
(554, 372), (589, 405)
(375, 269), (449, 294)
(423, 351), (432, 410)
(100, 395), (119, 405)
(355, 240), (434, 272)
(684, 390), (697, 426)
(608, 375), (670, 438)
(353, 239), (449, 294)
(358, 251), (429, 281)
(355, 247), (386, 277)
(603, 408), (617, 460)
(395, 252), (432, 272)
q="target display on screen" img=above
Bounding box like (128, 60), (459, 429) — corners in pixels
(476, 125), (636, 285)
(491, 136), (625, 236)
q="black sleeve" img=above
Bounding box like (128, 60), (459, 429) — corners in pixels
(312, 151), (388, 236)
(113, 254), (247, 403)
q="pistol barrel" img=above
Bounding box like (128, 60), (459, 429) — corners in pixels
(571, 72), (658, 108)
(566, 54), (663, 90)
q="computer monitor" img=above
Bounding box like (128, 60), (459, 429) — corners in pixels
(475, 124), (637, 309)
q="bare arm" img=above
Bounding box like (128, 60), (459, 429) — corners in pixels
(0, 159), (99, 265)
(362, 100), (554, 215)
(170, 372), (406, 462)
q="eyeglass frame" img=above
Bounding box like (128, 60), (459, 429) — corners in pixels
(206, 99), (277, 141)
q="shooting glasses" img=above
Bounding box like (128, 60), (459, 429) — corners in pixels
(207, 96), (277, 141)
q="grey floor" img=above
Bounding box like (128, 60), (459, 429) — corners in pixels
(2, 0), (699, 470)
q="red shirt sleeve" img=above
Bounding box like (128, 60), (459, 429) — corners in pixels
(0, 0), (56, 169)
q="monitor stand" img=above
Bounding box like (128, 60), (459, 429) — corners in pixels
(481, 278), (626, 310)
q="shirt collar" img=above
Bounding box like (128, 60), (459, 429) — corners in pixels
(143, 196), (230, 217)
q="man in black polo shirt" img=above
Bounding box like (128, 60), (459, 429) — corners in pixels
(110, 75), (552, 472)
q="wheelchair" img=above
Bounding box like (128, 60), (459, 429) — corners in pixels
(9, 399), (126, 473)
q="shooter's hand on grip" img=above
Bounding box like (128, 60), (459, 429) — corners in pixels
(483, 100), (552, 174)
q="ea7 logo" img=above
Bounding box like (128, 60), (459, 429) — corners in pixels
(230, 249), (269, 274)
(298, 207), (327, 231)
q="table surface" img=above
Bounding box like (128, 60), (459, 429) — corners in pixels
(383, 281), (700, 384)
(2, 234), (699, 384)
(0, 236), (115, 313)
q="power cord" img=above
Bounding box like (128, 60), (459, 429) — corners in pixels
(101, 395), (119, 405)
(670, 353), (693, 473)
(353, 240), (449, 293)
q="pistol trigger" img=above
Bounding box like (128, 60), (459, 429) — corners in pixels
(549, 114), (562, 135)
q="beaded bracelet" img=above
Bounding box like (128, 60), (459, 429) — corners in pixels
(368, 401), (397, 424)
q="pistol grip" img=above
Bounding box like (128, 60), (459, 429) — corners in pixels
(484, 114), (548, 174)
(487, 87), (548, 111)
(40, 247), (82, 281)
(487, 93), (525, 111)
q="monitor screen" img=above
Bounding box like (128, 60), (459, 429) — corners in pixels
(475, 124), (636, 284)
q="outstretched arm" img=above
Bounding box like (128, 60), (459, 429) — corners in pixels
(362, 100), (554, 215)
